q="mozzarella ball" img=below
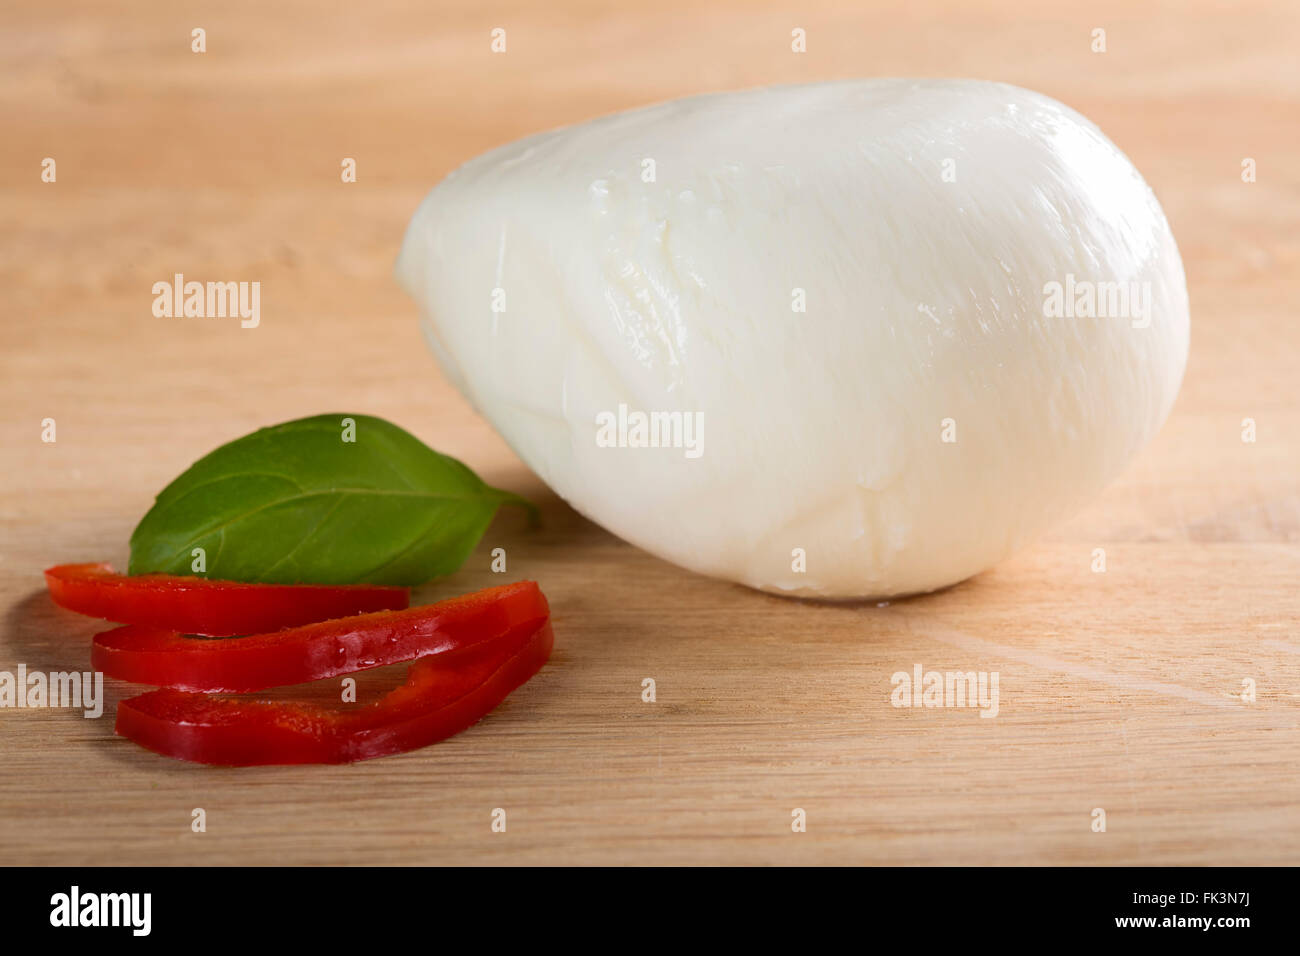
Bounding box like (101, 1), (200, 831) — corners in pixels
(397, 79), (1189, 598)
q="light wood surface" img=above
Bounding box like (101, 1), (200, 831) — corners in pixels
(2, 0), (1297, 865)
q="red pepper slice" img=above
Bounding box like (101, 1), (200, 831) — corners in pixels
(92, 580), (548, 693)
(45, 563), (409, 636)
(115, 612), (553, 765)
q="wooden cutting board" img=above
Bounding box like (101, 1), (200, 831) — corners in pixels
(2, 0), (1297, 865)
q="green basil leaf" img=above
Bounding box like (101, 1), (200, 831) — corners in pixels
(128, 413), (534, 585)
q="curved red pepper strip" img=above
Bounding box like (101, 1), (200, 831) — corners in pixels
(45, 563), (409, 636)
(92, 580), (548, 693)
(115, 615), (554, 765)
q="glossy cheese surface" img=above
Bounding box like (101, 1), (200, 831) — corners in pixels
(397, 79), (1189, 598)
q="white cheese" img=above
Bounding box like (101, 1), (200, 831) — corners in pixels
(397, 79), (1189, 598)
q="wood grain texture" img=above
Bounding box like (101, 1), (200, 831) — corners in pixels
(1, 0), (1297, 865)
